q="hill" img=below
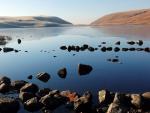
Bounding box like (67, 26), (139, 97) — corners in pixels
(0, 16), (72, 28)
(91, 9), (150, 26)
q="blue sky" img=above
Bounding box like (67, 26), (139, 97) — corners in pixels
(0, 0), (150, 24)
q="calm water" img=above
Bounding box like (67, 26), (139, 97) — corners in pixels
(0, 25), (150, 95)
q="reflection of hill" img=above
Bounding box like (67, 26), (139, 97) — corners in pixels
(96, 25), (150, 40)
(0, 16), (72, 28)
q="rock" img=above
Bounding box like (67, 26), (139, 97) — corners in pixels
(57, 68), (67, 79)
(114, 47), (120, 52)
(122, 48), (129, 51)
(0, 83), (10, 93)
(136, 48), (144, 51)
(0, 97), (20, 113)
(88, 47), (95, 52)
(37, 88), (51, 98)
(82, 44), (89, 49)
(27, 75), (33, 79)
(74, 91), (92, 112)
(75, 46), (80, 52)
(112, 59), (119, 63)
(60, 90), (79, 102)
(37, 72), (50, 82)
(98, 90), (114, 104)
(127, 41), (135, 45)
(129, 48), (136, 51)
(137, 40), (143, 46)
(11, 80), (27, 91)
(20, 83), (39, 94)
(17, 39), (21, 44)
(14, 50), (19, 53)
(78, 64), (93, 75)
(40, 92), (67, 110)
(144, 47), (150, 52)
(0, 76), (11, 85)
(101, 47), (107, 52)
(102, 42), (106, 44)
(0, 76), (11, 93)
(106, 102), (128, 113)
(60, 46), (67, 50)
(19, 92), (35, 102)
(142, 92), (150, 100)
(131, 94), (142, 108)
(3, 47), (14, 52)
(106, 47), (113, 51)
(24, 97), (42, 112)
(115, 41), (121, 45)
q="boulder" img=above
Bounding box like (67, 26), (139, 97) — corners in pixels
(131, 94), (142, 108)
(0, 97), (20, 113)
(20, 83), (39, 94)
(142, 92), (150, 110)
(37, 88), (51, 98)
(0, 76), (11, 85)
(106, 102), (128, 113)
(57, 68), (67, 79)
(78, 64), (93, 75)
(144, 47), (150, 52)
(11, 80), (27, 91)
(40, 92), (67, 110)
(127, 41), (135, 45)
(0, 76), (11, 93)
(19, 92), (35, 102)
(142, 92), (150, 100)
(60, 46), (67, 50)
(88, 47), (95, 52)
(24, 97), (42, 112)
(27, 75), (33, 79)
(114, 47), (120, 52)
(106, 47), (113, 51)
(137, 40), (143, 46)
(115, 41), (121, 45)
(98, 90), (114, 104)
(74, 91), (92, 112)
(36, 72), (50, 82)
(101, 47), (107, 52)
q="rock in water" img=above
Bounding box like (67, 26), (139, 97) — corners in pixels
(36, 72), (50, 82)
(131, 94), (141, 109)
(20, 83), (39, 94)
(0, 97), (20, 113)
(3, 47), (14, 52)
(57, 68), (67, 79)
(78, 64), (93, 75)
(24, 97), (42, 112)
(19, 92), (35, 102)
(17, 39), (21, 44)
(11, 80), (27, 91)
(0, 76), (11, 93)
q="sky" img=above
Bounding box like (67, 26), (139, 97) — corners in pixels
(0, 0), (150, 24)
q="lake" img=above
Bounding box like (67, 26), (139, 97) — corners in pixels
(0, 25), (150, 98)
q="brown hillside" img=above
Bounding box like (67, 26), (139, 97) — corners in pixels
(91, 9), (150, 26)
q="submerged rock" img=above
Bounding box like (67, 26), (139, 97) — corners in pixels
(0, 97), (20, 113)
(36, 72), (50, 82)
(27, 75), (33, 79)
(20, 83), (39, 94)
(0, 76), (11, 93)
(78, 64), (93, 75)
(57, 68), (67, 79)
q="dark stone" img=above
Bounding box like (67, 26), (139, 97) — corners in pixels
(106, 47), (113, 51)
(37, 88), (51, 98)
(101, 47), (107, 52)
(114, 47), (120, 52)
(82, 44), (89, 49)
(3, 47), (14, 52)
(142, 92), (150, 110)
(37, 72), (50, 82)
(144, 47), (150, 52)
(112, 59), (119, 63)
(14, 50), (19, 53)
(17, 39), (21, 44)
(78, 64), (93, 75)
(131, 94), (142, 109)
(60, 46), (67, 50)
(115, 41), (121, 45)
(127, 41), (135, 45)
(122, 48), (129, 51)
(11, 80), (27, 91)
(27, 75), (33, 79)
(0, 76), (11, 93)
(0, 97), (20, 113)
(57, 68), (67, 79)
(88, 47), (95, 52)
(24, 97), (42, 112)
(137, 40), (143, 46)
(136, 48), (144, 51)
(129, 48), (136, 51)
(20, 83), (39, 94)
(102, 42), (106, 44)
(19, 92), (35, 102)
(0, 76), (11, 85)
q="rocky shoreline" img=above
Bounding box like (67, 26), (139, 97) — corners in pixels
(0, 76), (150, 113)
